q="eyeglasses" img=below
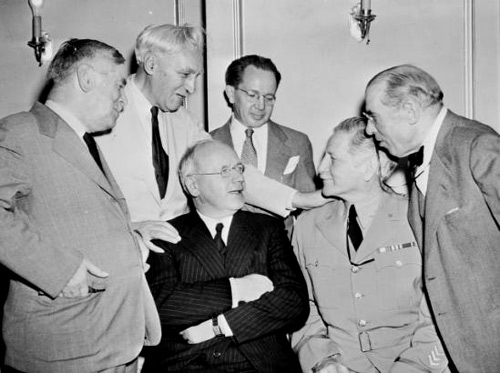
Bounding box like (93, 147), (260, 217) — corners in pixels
(237, 88), (276, 105)
(190, 163), (245, 178)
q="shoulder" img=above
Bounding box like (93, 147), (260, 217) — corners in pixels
(296, 199), (341, 227)
(234, 210), (284, 232)
(270, 121), (311, 143)
(0, 108), (40, 145)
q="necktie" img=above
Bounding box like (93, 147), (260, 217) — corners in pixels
(151, 106), (169, 199)
(241, 128), (258, 167)
(214, 223), (226, 258)
(83, 132), (104, 174)
(348, 205), (363, 251)
(407, 146), (424, 177)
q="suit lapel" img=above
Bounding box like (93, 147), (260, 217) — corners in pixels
(215, 120), (235, 148)
(181, 212), (226, 277)
(408, 181), (424, 250)
(315, 202), (348, 259)
(33, 103), (118, 200)
(265, 121), (291, 180)
(225, 211), (260, 275)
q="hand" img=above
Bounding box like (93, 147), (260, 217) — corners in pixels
(179, 319), (214, 344)
(132, 220), (181, 261)
(313, 355), (350, 373)
(232, 273), (274, 303)
(59, 258), (109, 298)
(292, 190), (332, 210)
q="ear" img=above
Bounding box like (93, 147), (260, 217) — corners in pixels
(76, 63), (94, 93)
(362, 155), (378, 182)
(143, 52), (156, 75)
(184, 176), (200, 198)
(225, 85), (236, 104)
(402, 99), (421, 125)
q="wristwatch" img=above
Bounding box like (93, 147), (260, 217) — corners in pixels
(212, 315), (224, 337)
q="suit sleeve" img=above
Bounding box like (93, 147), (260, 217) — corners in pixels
(0, 120), (82, 298)
(470, 131), (500, 226)
(290, 221), (341, 373)
(222, 220), (309, 343)
(389, 296), (449, 372)
(146, 242), (233, 332)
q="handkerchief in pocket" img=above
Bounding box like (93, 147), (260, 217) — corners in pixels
(283, 156), (300, 175)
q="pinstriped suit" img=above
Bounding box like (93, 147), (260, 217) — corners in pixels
(143, 210), (309, 372)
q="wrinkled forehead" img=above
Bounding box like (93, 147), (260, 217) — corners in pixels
(195, 143), (239, 169)
(163, 48), (203, 73)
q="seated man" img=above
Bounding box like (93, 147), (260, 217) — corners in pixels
(291, 117), (449, 373)
(143, 140), (309, 372)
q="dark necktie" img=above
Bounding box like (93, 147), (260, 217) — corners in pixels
(83, 132), (104, 174)
(151, 106), (169, 199)
(214, 223), (226, 258)
(348, 205), (363, 251)
(241, 128), (258, 167)
(407, 146), (424, 177)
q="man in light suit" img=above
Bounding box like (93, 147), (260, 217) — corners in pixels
(0, 39), (160, 372)
(365, 64), (500, 372)
(211, 54), (317, 234)
(143, 140), (309, 372)
(291, 117), (447, 373)
(97, 25), (325, 257)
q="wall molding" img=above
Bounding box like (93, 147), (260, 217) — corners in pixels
(232, 0), (244, 59)
(464, 0), (475, 119)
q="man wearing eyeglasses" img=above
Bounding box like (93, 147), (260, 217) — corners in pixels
(142, 139), (308, 372)
(211, 54), (317, 235)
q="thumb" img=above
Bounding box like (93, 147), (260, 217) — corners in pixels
(85, 260), (109, 278)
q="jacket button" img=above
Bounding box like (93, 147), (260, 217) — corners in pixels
(351, 266), (359, 273)
(213, 351), (222, 358)
(358, 319), (367, 327)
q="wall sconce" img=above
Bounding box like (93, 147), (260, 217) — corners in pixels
(349, 0), (376, 44)
(27, 0), (53, 66)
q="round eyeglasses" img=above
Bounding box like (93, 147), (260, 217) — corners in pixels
(189, 163), (245, 178)
(237, 88), (276, 105)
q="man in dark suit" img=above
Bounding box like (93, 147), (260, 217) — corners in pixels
(0, 39), (160, 372)
(364, 64), (500, 372)
(211, 55), (317, 234)
(143, 139), (309, 372)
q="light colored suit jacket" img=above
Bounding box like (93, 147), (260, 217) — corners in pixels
(409, 110), (500, 373)
(292, 193), (448, 373)
(0, 103), (160, 373)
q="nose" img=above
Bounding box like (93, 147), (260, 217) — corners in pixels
(317, 155), (330, 175)
(254, 96), (266, 110)
(365, 120), (376, 136)
(185, 75), (197, 95)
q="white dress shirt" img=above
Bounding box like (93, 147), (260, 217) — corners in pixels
(230, 116), (268, 173)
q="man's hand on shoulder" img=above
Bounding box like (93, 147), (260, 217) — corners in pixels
(132, 220), (181, 263)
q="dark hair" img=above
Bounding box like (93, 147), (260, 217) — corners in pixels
(367, 64), (443, 109)
(225, 54), (281, 88)
(47, 38), (125, 84)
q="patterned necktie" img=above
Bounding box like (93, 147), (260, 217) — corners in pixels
(348, 205), (363, 251)
(151, 106), (169, 199)
(214, 223), (226, 258)
(83, 132), (104, 174)
(241, 128), (258, 167)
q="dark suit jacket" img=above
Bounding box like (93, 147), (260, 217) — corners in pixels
(144, 210), (309, 372)
(211, 119), (317, 219)
(0, 103), (160, 372)
(408, 110), (500, 373)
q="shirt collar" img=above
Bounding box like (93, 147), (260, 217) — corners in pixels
(420, 106), (447, 168)
(230, 114), (268, 135)
(45, 100), (87, 140)
(197, 211), (234, 242)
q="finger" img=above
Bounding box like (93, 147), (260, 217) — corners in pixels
(86, 261), (109, 278)
(144, 240), (165, 253)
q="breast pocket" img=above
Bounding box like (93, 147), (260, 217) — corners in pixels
(305, 260), (351, 310)
(375, 244), (422, 311)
